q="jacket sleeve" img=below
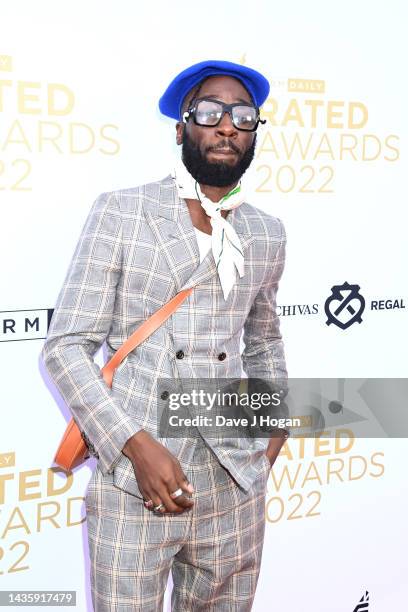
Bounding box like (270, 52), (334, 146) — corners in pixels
(242, 218), (289, 426)
(41, 191), (142, 475)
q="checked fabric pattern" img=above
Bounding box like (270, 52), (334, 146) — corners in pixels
(42, 174), (288, 495)
(84, 434), (272, 611)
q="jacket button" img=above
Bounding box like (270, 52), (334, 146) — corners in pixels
(160, 390), (169, 400)
(218, 352), (227, 361)
(176, 350), (184, 359)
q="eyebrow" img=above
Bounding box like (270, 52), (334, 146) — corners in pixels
(200, 94), (253, 105)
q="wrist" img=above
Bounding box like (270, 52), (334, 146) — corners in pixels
(122, 429), (148, 458)
(267, 427), (290, 439)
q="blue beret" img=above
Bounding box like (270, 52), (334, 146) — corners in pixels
(158, 59), (270, 121)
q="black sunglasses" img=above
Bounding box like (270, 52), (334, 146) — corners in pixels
(183, 97), (266, 132)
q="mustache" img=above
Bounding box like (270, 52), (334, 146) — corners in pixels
(182, 129), (257, 187)
(206, 140), (241, 155)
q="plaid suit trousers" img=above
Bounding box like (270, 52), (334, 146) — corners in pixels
(85, 431), (271, 611)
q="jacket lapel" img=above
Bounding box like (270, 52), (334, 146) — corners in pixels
(145, 175), (255, 293)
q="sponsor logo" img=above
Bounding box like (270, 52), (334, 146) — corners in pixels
(0, 309), (53, 342)
(276, 304), (319, 317)
(277, 282), (405, 330)
(352, 590), (369, 612)
(325, 281), (365, 330)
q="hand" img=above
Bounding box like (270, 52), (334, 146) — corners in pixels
(265, 429), (289, 468)
(122, 430), (194, 514)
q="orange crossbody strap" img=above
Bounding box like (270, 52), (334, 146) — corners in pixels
(101, 287), (194, 388)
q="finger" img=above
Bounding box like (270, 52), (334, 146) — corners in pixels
(142, 495), (154, 510)
(149, 490), (167, 514)
(138, 484), (154, 511)
(173, 464), (194, 494)
(158, 483), (188, 513)
(150, 482), (186, 514)
(164, 478), (194, 511)
(139, 487), (149, 503)
(171, 491), (194, 510)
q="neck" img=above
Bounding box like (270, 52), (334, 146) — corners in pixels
(199, 181), (239, 203)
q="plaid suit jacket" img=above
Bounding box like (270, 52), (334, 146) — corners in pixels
(42, 174), (287, 495)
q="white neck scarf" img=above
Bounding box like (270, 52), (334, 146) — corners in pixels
(171, 160), (246, 300)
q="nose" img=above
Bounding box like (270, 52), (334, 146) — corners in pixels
(216, 110), (237, 136)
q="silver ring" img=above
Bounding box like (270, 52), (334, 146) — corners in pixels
(170, 488), (183, 499)
(153, 503), (165, 512)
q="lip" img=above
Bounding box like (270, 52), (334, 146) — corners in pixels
(210, 148), (238, 156)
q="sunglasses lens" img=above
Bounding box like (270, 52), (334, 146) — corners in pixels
(232, 105), (258, 130)
(194, 100), (223, 126)
(193, 100), (258, 130)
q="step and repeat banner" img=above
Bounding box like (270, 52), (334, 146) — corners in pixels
(1, 1), (406, 610)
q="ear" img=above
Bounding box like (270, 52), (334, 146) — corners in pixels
(175, 121), (184, 146)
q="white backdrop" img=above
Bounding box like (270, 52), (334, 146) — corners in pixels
(1, 1), (407, 610)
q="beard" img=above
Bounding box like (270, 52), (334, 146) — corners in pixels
(181, 129), (257, 187)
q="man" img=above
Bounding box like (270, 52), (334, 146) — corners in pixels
(42, 60), (289, 611)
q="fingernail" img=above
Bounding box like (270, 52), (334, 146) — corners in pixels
(187, 483), (194, 493)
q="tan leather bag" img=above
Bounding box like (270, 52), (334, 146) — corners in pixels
(53, 287), (194, 471)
